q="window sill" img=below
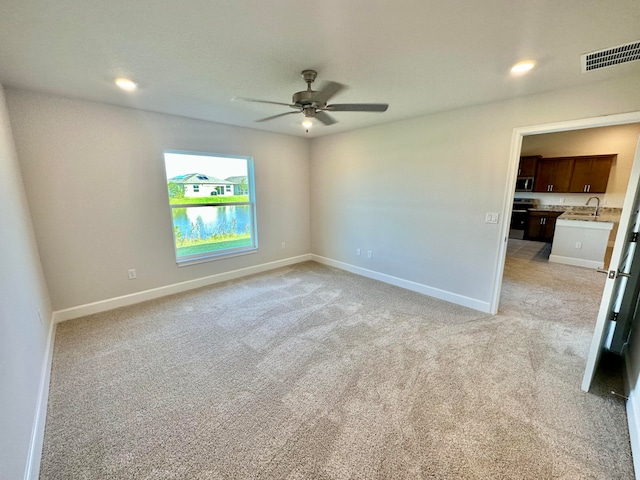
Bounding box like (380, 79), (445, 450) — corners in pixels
(176, 247), (258, 267)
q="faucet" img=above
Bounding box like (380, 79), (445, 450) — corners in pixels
(586, 196), (600, 216)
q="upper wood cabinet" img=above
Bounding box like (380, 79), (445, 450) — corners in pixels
(533, 157), (575, 193)
(568, 155), (615, 193)
(518, 156), (540, 177)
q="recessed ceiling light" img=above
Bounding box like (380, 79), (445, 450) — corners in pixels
(115, 78), (137, 91)
(510, 61), (536, 75)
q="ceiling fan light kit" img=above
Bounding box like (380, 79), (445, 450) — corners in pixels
(238, 70), (389, 128)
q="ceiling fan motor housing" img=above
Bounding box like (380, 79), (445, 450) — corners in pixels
(293, 90), (323, 109)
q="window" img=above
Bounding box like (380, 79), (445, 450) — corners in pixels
(164, 150), (257, 265)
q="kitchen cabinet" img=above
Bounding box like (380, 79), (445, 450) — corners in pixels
(525, 211), (563, 242)
(569, 155), (615, 193)
(533, 157), (575, 193)
(518, 156), (540, 177)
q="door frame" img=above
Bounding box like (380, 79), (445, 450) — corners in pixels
(490, 111), (640, 315)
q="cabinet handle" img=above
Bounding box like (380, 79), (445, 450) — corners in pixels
(588, 184), (591, 192)
(584, 185), (587, 192)
(518, 168), (521, 175)
(550, 185), (553, 192)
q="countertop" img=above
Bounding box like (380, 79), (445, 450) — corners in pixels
(558, 211), (620, 223)
(528, 205), (621, 223)
(528, 207), (566, 213)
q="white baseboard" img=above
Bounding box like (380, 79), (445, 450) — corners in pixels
(24, 314), (56, 480)
(548, 254), (603, 269)
(625, 354), (640, 480)
(310, 254), (491, 313)
(53, 254), (313, 323)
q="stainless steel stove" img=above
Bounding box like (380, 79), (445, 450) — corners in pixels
(510, 198), (537, 239)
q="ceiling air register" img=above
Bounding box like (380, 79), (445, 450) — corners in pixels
(581, 40), (640, 72)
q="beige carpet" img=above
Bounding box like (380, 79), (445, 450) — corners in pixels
(40, 250), (634, 478)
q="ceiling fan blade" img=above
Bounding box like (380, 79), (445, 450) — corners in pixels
(325, 103), (389, 112)
(314, 81), (347, 104)
(256, 111), (300, 122)
(315, 111), (338, 126)
(234, 97), (297, 108)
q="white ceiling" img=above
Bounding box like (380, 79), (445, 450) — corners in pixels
(0, 0), (638, 138)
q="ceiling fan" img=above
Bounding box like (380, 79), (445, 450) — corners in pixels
(237, 69), (389, 127)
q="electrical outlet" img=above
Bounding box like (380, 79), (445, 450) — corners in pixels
(575, 242), (582, 249)
(128, 268), (137, 280)
(485, 212), (499, 224)
(367, 250), (373, 259)
(281, 241), (286, 250)
(356, 248), (361, 256)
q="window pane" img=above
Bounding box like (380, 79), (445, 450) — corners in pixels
(163, 150), (257, 263)
(165, 153), (251, 204)
(172, 206), (254, 258)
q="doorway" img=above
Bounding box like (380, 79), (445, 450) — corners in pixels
(492, 112), (640, 313)
(510, 125), (640, 267)
(491, 113), (640, 383)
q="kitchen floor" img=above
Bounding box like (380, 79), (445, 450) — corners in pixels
(507, 238), (614, 269)
(506, 239), (551, 261)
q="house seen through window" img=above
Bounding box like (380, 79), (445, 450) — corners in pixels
(164, 150), (257, 264)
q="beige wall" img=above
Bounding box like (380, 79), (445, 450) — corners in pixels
(519, 124), (640, 207)
(9, 75), (640, 314)
(5, 73), (640, 478)
(0, 85), (52, 479)
(6, 90), (311, 310)
(310, 74), (640, 311)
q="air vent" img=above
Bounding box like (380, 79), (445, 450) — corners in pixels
(581, 40), (640, 72)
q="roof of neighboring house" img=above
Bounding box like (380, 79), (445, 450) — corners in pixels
(225, 176), (247, 184)
(169, 173), (235, 185)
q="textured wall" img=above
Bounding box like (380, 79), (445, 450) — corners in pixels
(6, 91), (311, 310)
(5, 74), (640, 478)
(309, 74), (640, 308)
(0, 84), (52, 479)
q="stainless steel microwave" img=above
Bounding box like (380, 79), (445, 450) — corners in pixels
(515, 177), (534, 192)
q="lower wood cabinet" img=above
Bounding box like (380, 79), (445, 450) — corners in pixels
(525, 211), (563, 242)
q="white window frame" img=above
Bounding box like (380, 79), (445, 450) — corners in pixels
(164, 150), (258, 266)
